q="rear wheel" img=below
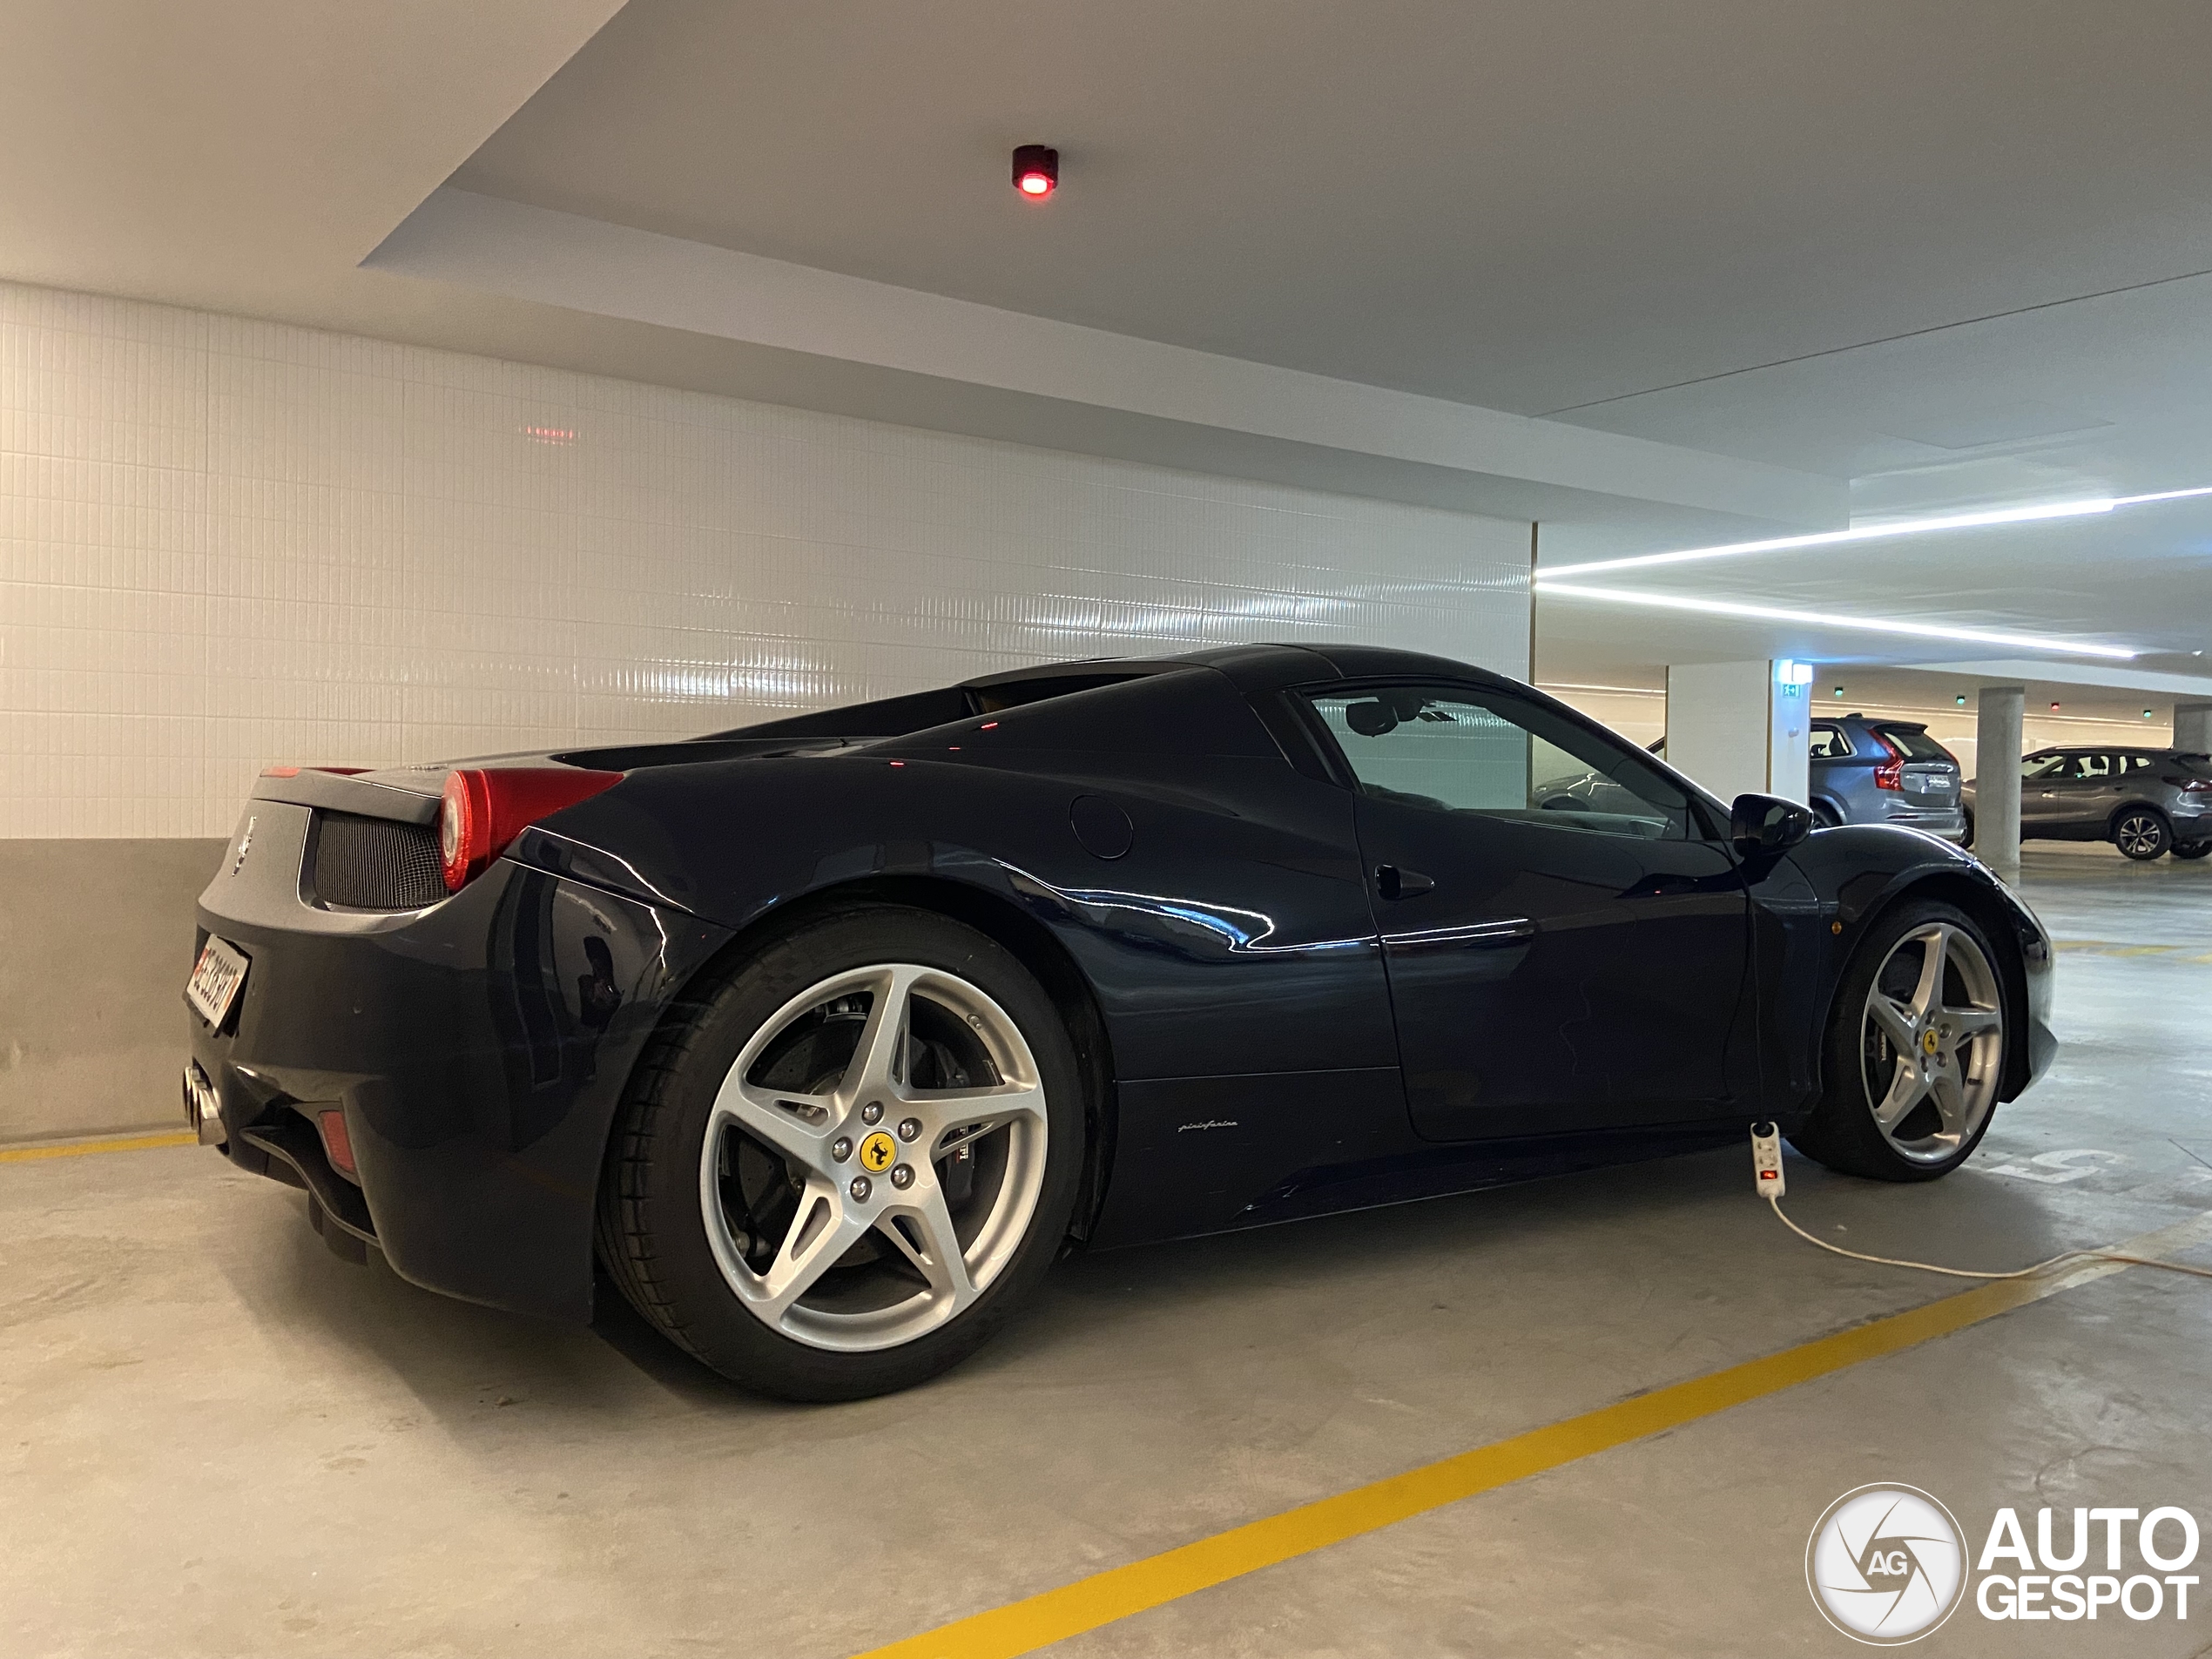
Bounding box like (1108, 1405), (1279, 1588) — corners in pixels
(1790, 900), (2006, 1181)
(2113, 808), (2171, 860)
(2175, 840), (2212, 860)
(1959, 810), (1974, 850)
(597, 907), (1084, 1400)
(1811, 800), (1843, 829)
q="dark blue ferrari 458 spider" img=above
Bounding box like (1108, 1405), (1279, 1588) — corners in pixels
(184, 644), (2054, 1398)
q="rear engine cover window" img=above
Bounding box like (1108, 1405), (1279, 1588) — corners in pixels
(313, 812), (444, 909)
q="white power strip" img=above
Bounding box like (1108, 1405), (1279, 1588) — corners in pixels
(1750, 1123), (2212, 1284)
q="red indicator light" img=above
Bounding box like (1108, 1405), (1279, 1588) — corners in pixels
(889, 760), (906, 768)
(1012, 144), (1058, 200)
(980, 721), (999, 730)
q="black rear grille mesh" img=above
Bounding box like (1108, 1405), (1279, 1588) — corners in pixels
(313, 812), (445, 910)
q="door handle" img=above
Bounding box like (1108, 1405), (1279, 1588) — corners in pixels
(1374, 864), (1434, 901)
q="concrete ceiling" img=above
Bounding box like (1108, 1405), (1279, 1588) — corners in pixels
(451, 0), (2212, 420)
(0, 0), (626, 328)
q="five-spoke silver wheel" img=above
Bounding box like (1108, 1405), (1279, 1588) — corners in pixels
(698, 963), (1050, 1352)
(1858, 921), (2004, 1163)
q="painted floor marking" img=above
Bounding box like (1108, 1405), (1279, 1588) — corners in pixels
(2053, 938), (2212, 962)
(0, 1130), (196, 1164)
(848, 1209), (2212, 1659)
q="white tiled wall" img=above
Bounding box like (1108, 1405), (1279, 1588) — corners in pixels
(1, 280), (1532, 838)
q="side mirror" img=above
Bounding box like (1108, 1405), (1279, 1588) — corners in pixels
(1730, 792), (1814, 855)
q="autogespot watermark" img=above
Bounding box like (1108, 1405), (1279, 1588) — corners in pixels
(1807, 1485), (2202, 1643)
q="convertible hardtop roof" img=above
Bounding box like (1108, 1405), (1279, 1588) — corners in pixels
(699, 642), (1520, 742)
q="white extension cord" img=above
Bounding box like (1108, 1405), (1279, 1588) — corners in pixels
(1750, 1123), (2212, 1284)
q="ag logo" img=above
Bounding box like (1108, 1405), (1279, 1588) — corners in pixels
(859, 1131), (897, 1173)
(1807, 1485), (1966, 1644)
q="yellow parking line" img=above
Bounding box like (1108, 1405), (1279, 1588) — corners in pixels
(852, 1210), (2212, 1659)
(0, 1130), (196, 1164)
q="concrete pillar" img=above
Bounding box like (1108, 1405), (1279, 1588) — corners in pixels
(1975, 685), (2025, 882)
(2176, 701), (2212, 753)
(1665, 659), (1813, 805)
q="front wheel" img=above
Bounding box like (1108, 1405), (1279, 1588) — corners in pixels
(2175, 840), (2212, 861)
(1789, 900), (2006, 1181)
(2113, 808), (2171, 860)
(596, 906), (1085, 1400)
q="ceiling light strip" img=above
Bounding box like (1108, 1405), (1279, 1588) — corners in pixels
(1531, 581), (2138, 660)
(1541, 499), (2114, 578)
(1541, 482), (2212, 581)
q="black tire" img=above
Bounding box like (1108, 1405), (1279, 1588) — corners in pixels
(2112, 806), (2171, 861)
(1959, 810), (1973, 850)
(2174, 840), (2212, 860)
(596, 905), (1086, 1400)
(1811, 800), (1843, 829)
(1788, 899), (2005, 1182)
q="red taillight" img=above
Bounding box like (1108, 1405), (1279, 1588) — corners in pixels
(1871, 732), (1904, 791)
(317, 1109), (356, 1177)
(438, 767), (623, 892)
(2181, 778), (2212, 793)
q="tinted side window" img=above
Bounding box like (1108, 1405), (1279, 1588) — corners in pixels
(2071, 752), (2116, 780)
(1302, 684), (1693, 841)
(2022, 754), (2067, 779)
(1874, 725), (1952, 761)
(1809, 724), (1851, 759)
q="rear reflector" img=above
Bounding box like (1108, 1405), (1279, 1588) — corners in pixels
(439, 767), (624, 892)
(317, 1109), (356, 1177)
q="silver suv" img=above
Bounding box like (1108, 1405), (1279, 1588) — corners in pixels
(1963, 747), (2212, 861)
(1808, 715), (1966, 840)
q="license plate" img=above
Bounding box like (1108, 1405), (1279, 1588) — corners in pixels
(185, 937), (249, 1028)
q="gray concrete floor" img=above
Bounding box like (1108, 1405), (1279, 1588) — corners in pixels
(4, 841), (2209, 1658)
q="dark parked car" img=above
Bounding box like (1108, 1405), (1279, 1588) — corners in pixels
(183, 646), (2054, 1399)
(1963, 747), (2212, 860)
(1809, 715), (1966, 840)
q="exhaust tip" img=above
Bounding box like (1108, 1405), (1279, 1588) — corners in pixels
(182, 1062), (226, 1146)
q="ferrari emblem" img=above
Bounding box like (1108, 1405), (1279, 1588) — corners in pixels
(1920, 1029), (1940, 1055)
(859, 1131), (897, 1173)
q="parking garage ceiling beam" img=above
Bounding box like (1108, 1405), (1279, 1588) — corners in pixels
(361, 189), (1845, 535)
